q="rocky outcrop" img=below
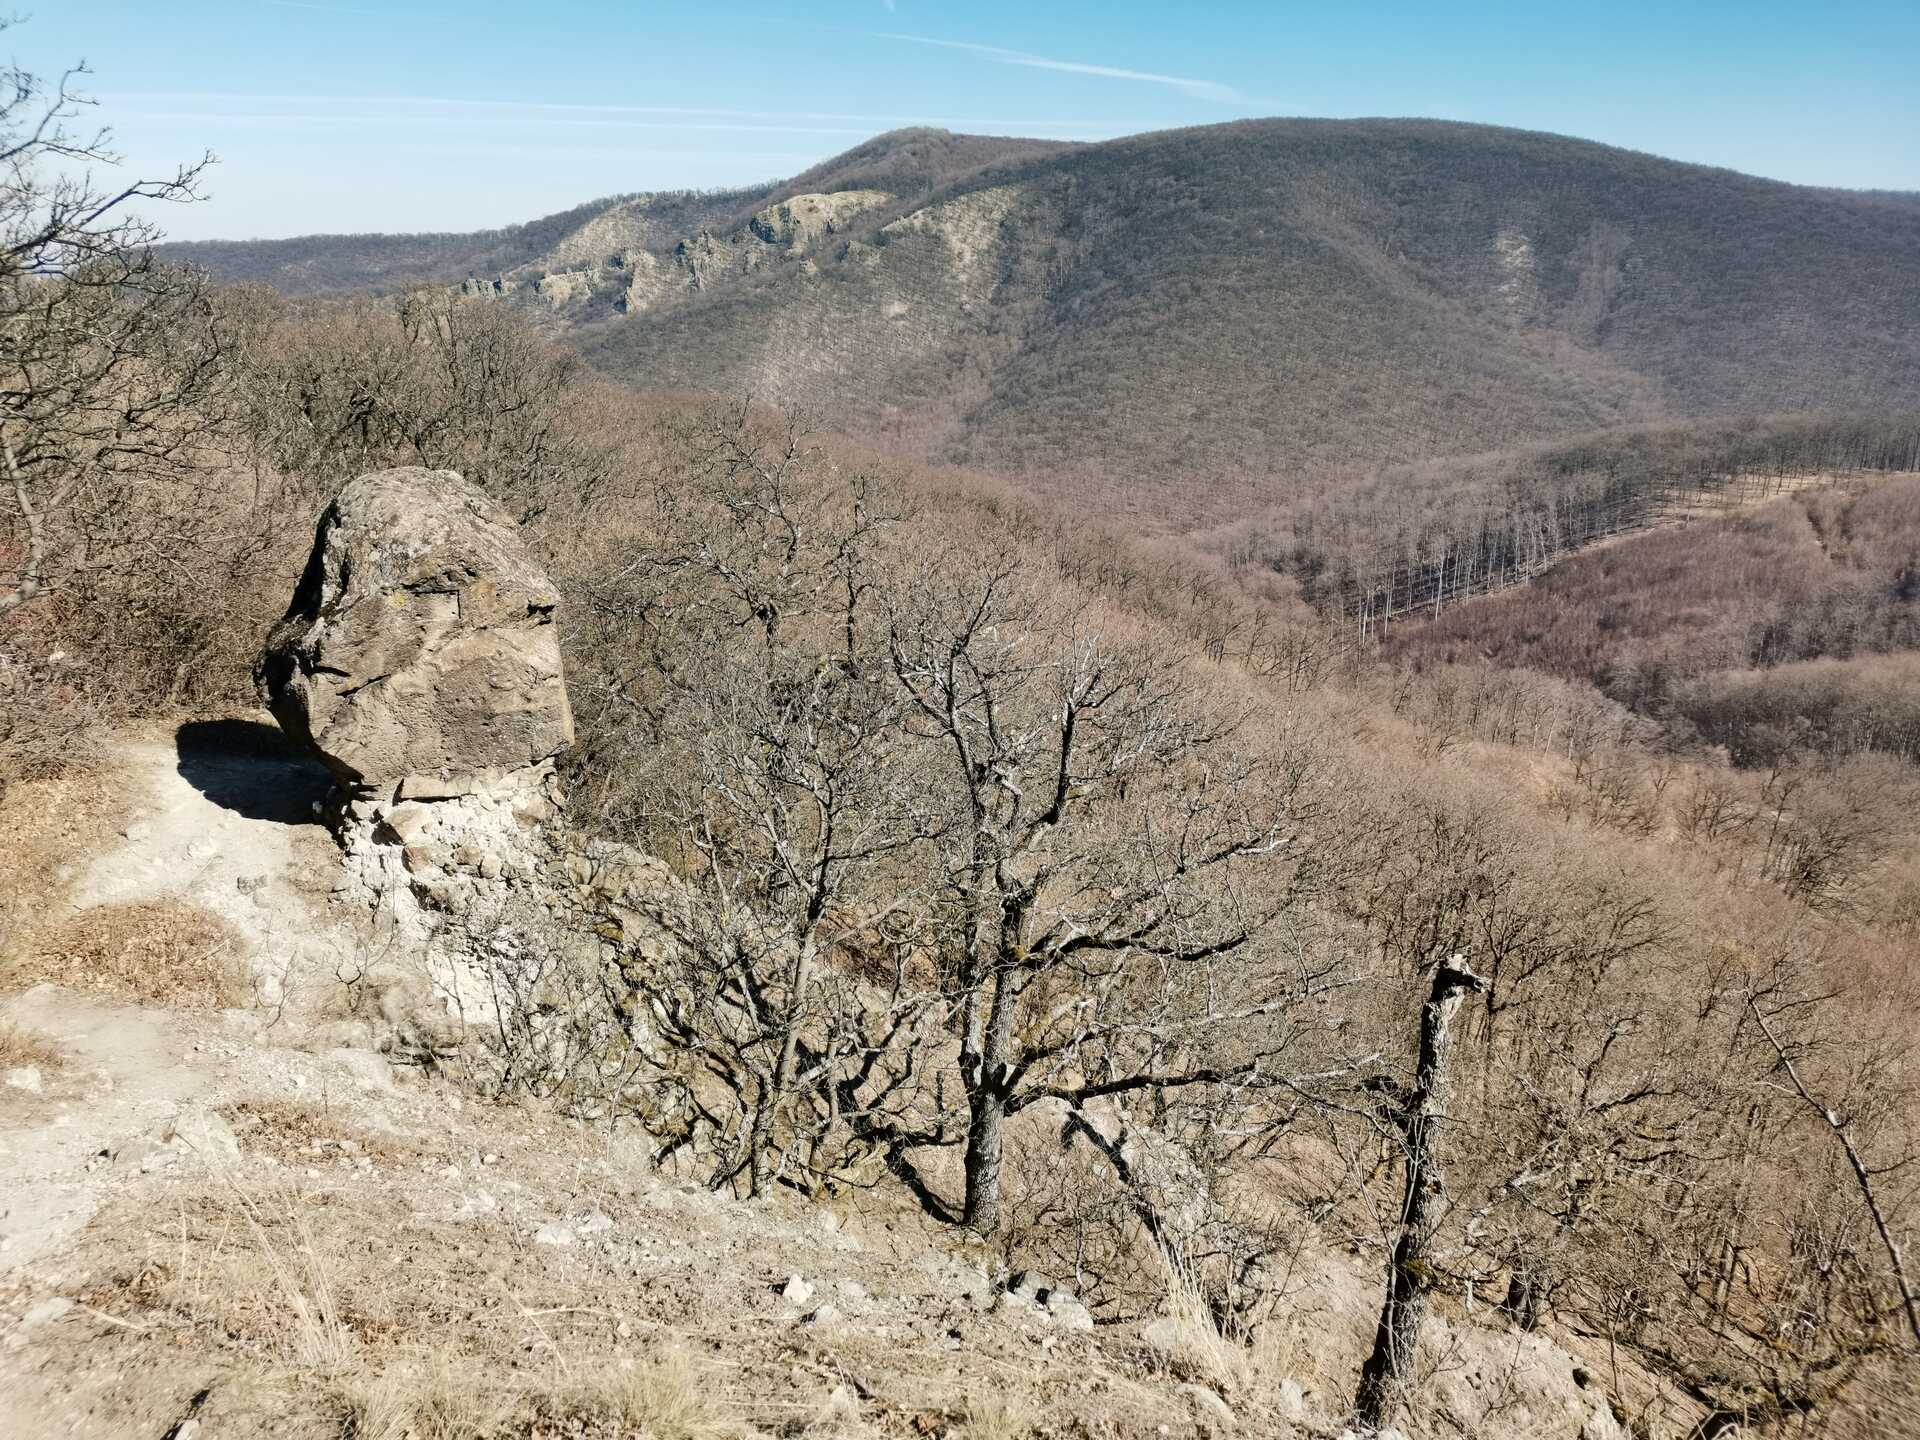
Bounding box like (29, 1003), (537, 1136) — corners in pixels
(253, 466), (704, 1057)
(746, 190), (890, 248)
(670, 192), (889, 295)
(474, 189), (895, 320)
(532, 270), (594, 306)
(879, 184), (1017, 285)
(260, 468), (574, 1009)
(259, 466), (572, 802)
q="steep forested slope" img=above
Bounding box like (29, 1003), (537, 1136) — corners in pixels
(175, 120), (1920, 523)
(571, 121), (1920, 515)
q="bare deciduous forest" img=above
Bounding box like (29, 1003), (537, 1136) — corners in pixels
(4, 37), (1920, 1440)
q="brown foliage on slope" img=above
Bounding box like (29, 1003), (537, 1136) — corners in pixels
(4, 285), (1916, 1436)
(1384, 474), (1920, 764)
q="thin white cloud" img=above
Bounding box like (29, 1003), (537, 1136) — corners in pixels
(389, 143), (820, 164)
(861, 29), (1243, 104)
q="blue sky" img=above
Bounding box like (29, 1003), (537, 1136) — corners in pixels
(23, 1), (1920, 241)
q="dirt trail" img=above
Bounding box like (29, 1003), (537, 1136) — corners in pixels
(68, 720), (351, 1005)
(0, 724), (361, 1274)
(0, 989), (218, 1269)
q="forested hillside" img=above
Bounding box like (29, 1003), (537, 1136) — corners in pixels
(174, 122), (1920, 522)
(157, 190), (749, 296)
(1208, 414), (1920, 627)
(567, 120), (1920, 512)
(1386, 469), (1920, 763)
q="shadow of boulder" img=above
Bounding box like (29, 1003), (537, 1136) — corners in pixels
(174, 719), (336, 826)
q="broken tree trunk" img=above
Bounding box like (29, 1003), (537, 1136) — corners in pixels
(1356, 955), (1488, 1428)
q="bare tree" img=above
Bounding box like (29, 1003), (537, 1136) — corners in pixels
(0, 40), (222, 617)
(1748, 995), (1920, 1350)
(883, 539), (1330, 1234)
(638, 637), (941, 1198)
(567, 402), (946, 1198)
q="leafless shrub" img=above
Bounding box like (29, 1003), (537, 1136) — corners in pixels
(0, 647), (100, 794)
(232, 288), (613, 528)
(459, 900), (654, 1122)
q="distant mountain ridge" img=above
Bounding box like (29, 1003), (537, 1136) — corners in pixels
(170, 120), (1920, 522)
(158, 129), (1068, 296)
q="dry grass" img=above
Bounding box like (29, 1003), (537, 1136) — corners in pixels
(276, 1247), (353, 1375)
(1150, 1251), (1250, 1397)
(76, 1178), (753, 1440)
(8, 899), (252, 1007)
(954, 1391), (1038, 1440)
(61, 1169), (1199, 1440)
(222, 1097), (434, 1166)
(557, 1350), (739, 1439)
(0, 1020), (63, 1071)
(336, 1348), (741, 1440)
(338, 1354), (520, 1440)
(0, 766), (124, 968)
(177, 1187), (738, 1439)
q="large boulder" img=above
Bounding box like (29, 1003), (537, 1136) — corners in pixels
(259, 468), (573, 798)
